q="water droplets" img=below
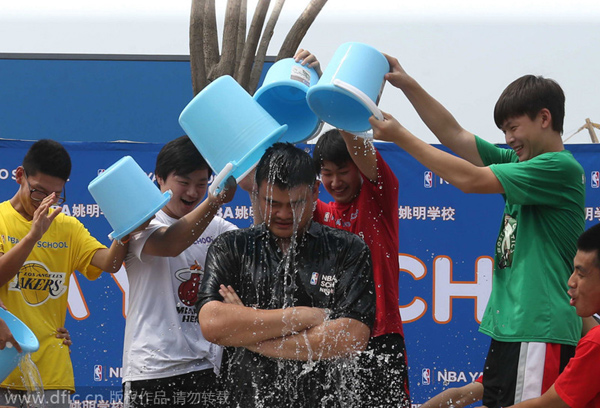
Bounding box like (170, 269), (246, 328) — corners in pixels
(18, 353), (44, 407)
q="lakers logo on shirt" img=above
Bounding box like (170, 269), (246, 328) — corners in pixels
(9, 261), (67, 305)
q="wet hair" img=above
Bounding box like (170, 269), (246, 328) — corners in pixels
(577, 223), (600, 269)
(493, 75), (565, 134)
(22, 139), (72, 181)
(255, 142), (317, 190)
(312, 129), (352, 174)
(155, 135), (210, 181)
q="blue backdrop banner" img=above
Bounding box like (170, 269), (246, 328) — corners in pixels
(1, 139), (599, 407)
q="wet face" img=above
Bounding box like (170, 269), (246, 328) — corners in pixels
(319, 160), (362, 204)
(14, 166), (65, 220)
(501, 111), (548, 162)
(568, 250), (600, 317)
(157, 169), (210, 219)
(257, 181), (318, 239)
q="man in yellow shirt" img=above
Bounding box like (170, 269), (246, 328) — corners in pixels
(0, 139), (130, 408)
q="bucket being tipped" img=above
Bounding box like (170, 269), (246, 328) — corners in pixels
(179, 75), (288, 195)
(87, 156), (172, 241)
(306, 42), (388, 133)
(254, 58), (322, 143)
(0, 309), (39, 382)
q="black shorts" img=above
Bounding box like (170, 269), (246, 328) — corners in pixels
(482, 339), (575, 408)
(123, 369), (226, 408)
(356, 333), (411, 408)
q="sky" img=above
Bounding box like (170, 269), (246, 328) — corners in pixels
(1, 0), (600, 143)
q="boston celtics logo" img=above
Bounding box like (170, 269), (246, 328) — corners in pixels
(9, 261), (67, 305)
(496, 215), (517, 269)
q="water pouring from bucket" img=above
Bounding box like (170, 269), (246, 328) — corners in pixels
(179, 75), (288, 196)
(0, 309), (39, 382)
(306, 42), (389, 137)
(87, 156), (172, 241)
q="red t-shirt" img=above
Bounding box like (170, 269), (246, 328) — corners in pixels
(554, 325), (600, 408)
(314, 150), (403, 337)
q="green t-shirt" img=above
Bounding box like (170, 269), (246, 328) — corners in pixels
(476, 137), (585, 345)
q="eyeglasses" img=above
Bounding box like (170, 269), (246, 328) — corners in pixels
(23, 171), (67, 206)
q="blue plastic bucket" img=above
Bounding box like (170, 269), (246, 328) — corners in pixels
(88, 156), (172, 240)
(179, 75), (288, 195)
(0, 309), (39, 382)
(254, 58), (321, 143)
(306, 42), (389, 132)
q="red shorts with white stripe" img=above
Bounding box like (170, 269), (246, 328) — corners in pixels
(482, 339), (575, 408)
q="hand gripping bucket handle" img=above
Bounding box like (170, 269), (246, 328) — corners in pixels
(333, 79), (383, 139)
(208, 162), (234, 197)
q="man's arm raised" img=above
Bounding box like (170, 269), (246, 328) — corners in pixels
(340, 131), (378, 183)
(384, 54), (483, 166)
(371, 111), (503, 195)
(141, 178), (236, 257)
(0, 194), (62, 286)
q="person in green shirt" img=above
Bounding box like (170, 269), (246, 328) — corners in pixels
(370, 55), (585, 408)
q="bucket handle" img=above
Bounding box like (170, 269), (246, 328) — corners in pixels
(333, 79), (384, 121)
(209, 162), (235, 197)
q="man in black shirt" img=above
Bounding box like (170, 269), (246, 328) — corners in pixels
(196, 143), (376, 407)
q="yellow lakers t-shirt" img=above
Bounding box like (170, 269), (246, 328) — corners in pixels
(0, 200), (106, 391)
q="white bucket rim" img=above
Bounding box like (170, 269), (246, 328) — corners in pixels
(307, 83), (377, 132)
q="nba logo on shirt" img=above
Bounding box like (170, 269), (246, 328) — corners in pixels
(310, 272), (319, 285)
(424, 171), (433, 188)
(94, 365), (103, 382)
(422, 368), (431, 385)
(592, 171), (599, 188)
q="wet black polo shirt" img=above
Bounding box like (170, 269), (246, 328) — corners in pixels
(197, 221), (375, 407)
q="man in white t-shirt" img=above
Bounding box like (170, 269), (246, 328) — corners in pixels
(122, 136), (236, 408)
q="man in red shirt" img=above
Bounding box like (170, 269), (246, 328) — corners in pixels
(507, 223), (600, 408)
(313, 129), (410, 407)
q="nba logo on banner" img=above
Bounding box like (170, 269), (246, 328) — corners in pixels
(424, 171), (433, 188)
(422, 368), (431, 385)
(592, 171), (599, 188)
(310, 272), (319, 285)
(94, 365), (103, 382)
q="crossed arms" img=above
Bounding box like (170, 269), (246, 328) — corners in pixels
(198, 288), (370, 361)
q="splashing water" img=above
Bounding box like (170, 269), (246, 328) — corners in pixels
(18, 353), (45, 408)
(242, 160), (368, 407)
